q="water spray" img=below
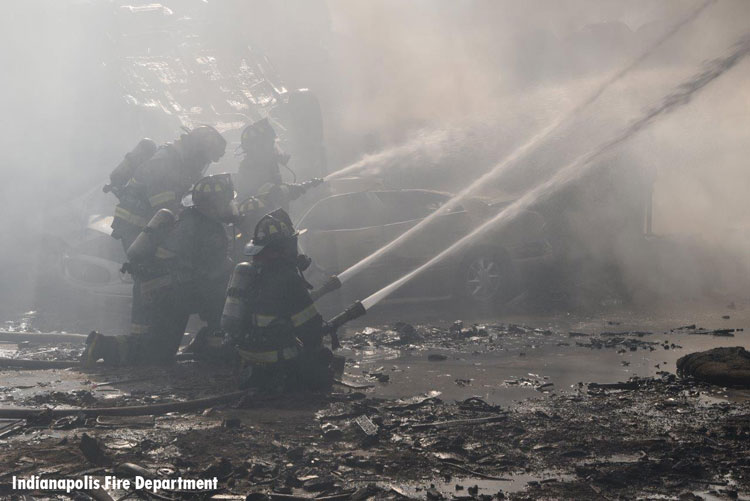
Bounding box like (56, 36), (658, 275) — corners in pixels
(323, 128), (461, 182)
(360, 34), (750, 311)
(335, 0), (715, 285)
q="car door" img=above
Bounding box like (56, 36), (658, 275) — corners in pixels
(371, 191), (475, 273)
(297, 192), (389, 275)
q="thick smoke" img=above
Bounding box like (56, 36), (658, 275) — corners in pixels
(1, 0), (749, 324)
(360, 35), (750, 310)
(320, 0), (750, 308)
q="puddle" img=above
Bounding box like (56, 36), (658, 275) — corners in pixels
(2, 310), (748, 414)
(697, 387), (750, 405)
(380, 470), (574, 498)
(644, 491), (750, 501)
(594, 453), (643, 464)
(344, 325), (750, 406)
(0, 342), (17, 358)
(0, 368), (130, 406)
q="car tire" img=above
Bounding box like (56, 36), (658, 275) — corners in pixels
(455, 246), (520, 307)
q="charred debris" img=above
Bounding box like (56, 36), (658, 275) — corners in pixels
(1, 320), (749, 500)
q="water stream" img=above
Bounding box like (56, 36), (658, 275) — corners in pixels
(360, 34), (750, 311)
(335, 0), (715, 285)
(323, 127), (470, 182)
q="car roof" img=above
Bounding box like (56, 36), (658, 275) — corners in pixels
(297, 189), (453, 229)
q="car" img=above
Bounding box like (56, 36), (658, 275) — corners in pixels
(60, 214), (132, 300)
(296, 189), (555, 308)
(30, 186), (134, 334)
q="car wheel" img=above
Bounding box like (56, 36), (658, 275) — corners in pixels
(457, 247), (519, 305)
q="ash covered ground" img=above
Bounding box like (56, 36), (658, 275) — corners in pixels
(1, 303), (748, 500)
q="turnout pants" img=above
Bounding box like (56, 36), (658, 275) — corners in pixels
(124, 275), (227, 364)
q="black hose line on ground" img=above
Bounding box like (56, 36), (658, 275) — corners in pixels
(0, 358), (80, 369)
(0, 353), (196, 370)
(0, 331), (88, 344)
(0, 390), (249, 419)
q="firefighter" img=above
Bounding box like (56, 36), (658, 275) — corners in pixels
(233, 118), (323, 263)
(82, 174), (236, 366)
(110, 125), (227, 252)
(220, 208), (335, 392)
(109, 126), (226, 339)
(234, 118), (324, 211)
(104, 138), (158, 199)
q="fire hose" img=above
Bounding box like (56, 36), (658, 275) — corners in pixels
(0, 302), (367, 418)
(0, 353), (195, 370)
(0, 295), (363, 369)
(0, 358), (80, 369)
(0, 390), (249, 419)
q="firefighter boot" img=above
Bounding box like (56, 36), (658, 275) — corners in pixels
(184, 327), (228, 362)
(298, 347), (334, 391)
(81, 331), (122, 367)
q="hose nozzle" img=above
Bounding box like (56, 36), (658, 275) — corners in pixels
(310, 275), (342, 302)
(327, 300), (366, 332)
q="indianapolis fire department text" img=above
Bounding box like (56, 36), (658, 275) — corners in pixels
(12, 475), (219, 493)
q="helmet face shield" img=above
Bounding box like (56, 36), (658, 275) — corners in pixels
(244, 235), (298, 258)
(244, 241), (265, 257)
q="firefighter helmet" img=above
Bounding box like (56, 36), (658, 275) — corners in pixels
(187, 125), (227, 163)
(192, 173), (235, 216)
(240, 118), (276, 152)
(245, 208), (299, 256)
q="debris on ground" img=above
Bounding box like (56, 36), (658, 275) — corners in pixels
(0, 318), (748, 499)
(677, 346), (750, 387)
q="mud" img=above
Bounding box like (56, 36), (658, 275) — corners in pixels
(1, 306), (749, 500)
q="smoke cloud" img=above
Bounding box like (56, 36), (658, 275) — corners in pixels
(1, 0), (749, 325)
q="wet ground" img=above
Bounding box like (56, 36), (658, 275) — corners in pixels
(0, 300), (749, 500)
(342, 299), (750, 406)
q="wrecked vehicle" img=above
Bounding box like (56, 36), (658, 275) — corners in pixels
(297, 189), (554, 307)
